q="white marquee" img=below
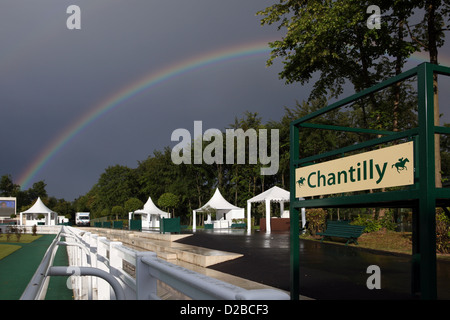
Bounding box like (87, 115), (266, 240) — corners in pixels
(20, 197), (58, 226)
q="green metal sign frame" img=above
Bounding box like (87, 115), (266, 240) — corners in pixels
(290, 62), (450, 300)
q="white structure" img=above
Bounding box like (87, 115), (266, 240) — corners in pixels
(129, 196), (169, 229)
(19, 197), (58, 226)
(57, 216), (69, 224)
(21, 226), (289, 300)
(75, 212), (90, 226)
(193, 188), (245, 231)
(0, 197), (16, 219)
(246, 186), (306, 234)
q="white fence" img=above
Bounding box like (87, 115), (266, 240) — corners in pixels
(0, 225), (62, 234)
(21, 226), (289, 300)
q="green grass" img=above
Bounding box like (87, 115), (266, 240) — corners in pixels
(0, 234), (73, 300)
(0, 235), (43, 260)
(302, 229), (450, 261)
(0, 234), (42, 244)
(0, 245), (21, 260)
(356, 230), (413, 254)
(301, 229), (414, 253)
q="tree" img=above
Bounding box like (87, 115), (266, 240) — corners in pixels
(158, 193), (179, 217)
(201, 205), (217, 224)
(96, 165), (138, 209)
(0, 174), (19, 197)
(27, 181), (48, 200)
(111, 206), (125, 220)
(124, 198), (143, 213)
(49, 197), (74, 219)
(406, 0), (450, 186)
(100, 208), (110, 218)
(228, 112), (266, 206)
(136, 148), (178, 200)
(258, 0), (449, 185)
(257, 0), (413, 100)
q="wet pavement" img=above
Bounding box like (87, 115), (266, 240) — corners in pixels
(176, 229), (450, 300)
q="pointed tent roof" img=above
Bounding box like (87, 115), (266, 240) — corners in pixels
(196, 188), (242, 211)
(134, 196), (169, 216)
(21, 197), (56, 214)
(247, 186), (290, 203)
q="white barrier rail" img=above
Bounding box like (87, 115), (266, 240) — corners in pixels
(21, 226), (290, 300)
(19, 228), (62, 300)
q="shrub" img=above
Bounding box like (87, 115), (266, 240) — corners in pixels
(15, 228), (23, 242)
(306, 208), (327, 235)
(436, 212), (450, 254)
(379, 213), (398, 231)
(351, 215), (381, 232)
(351, 212), (397, 233)
(5, 227), (12, 242)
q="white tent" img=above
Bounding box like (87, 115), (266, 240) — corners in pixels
(20, 197), (58, 226)
(192, 188), (245, 231)
(246, 186), (305, 233)
(129, 196), (169, 229)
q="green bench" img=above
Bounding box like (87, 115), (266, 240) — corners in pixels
(231, 223), (246, 229)
(317, 221), (365, 245)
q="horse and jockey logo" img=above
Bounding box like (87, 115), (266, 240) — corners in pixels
(392, 157), (409, 173)
(297, 177), (306, 187)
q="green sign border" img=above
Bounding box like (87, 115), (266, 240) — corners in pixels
(289, 62), (450, 300)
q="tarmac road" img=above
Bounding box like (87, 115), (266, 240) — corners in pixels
(176, 229), (450, 300)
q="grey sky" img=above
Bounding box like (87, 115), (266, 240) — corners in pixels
(1, 1), (449, 201)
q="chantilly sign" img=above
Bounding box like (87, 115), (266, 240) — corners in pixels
(295, 141), (414, 198)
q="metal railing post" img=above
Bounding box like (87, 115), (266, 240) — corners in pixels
(108, 241), (123, 299)
(89, 234), (99, 299)
(96, 237), (111, 300)
(47, 266), (126, 300)
(135, 252), (158, 300)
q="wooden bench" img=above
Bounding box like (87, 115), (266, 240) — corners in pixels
(317, 221), (365, 245)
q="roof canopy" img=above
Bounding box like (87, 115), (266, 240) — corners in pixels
(196, 188), (242, 211)
(134, 196), (169, 216)
(246, 186), (301, 234)
(247, 186), (290, 203)
(21, 197), (56, 214)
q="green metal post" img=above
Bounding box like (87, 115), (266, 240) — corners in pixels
(289, 123), (300, 300)
(288, 62), (445, 300)
(417, 63), (437, 299)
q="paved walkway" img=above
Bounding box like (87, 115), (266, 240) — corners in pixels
(176, 229), (450, 300)
(0, 234), (73, 300)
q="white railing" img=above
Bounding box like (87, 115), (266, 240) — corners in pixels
(21, 226), (290, 300)
(0, 225), (62, 234)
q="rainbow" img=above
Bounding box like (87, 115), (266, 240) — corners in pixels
(16, 41), (450, 190)
(17, 40), (274, 189)
(408, 50), (450, 66)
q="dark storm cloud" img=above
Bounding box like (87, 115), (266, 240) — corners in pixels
(0, 1), (305, 200)
(2, 1), (447, 201)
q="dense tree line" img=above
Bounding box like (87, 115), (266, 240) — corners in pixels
(72, 110), (297, 225)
